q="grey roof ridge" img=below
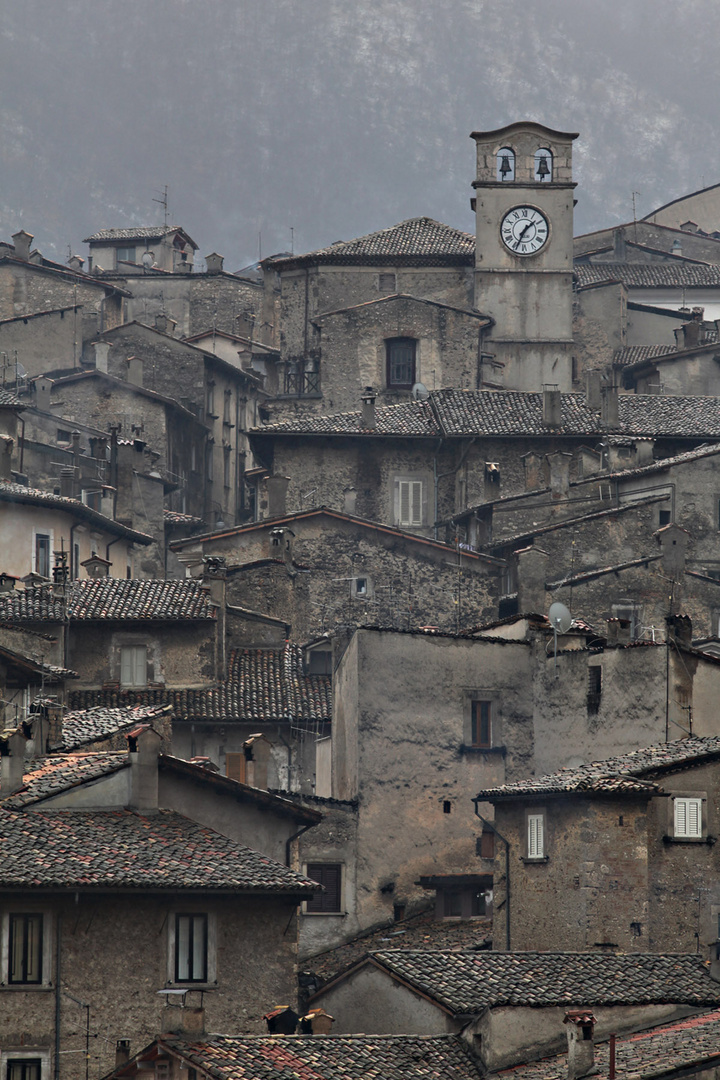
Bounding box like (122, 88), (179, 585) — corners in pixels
(0, 254), (131, 296)
(546, 553), (662, 589)
(312, 293), (491, 324)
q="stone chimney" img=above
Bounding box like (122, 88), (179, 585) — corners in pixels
(126, 356), (143, 387)
(564, 1010), (596, 1080)
(1, 731), (27, 797)
(205, 252), (224, 274)
(94, 341), (110, 374)
(59, 466), (76, 499)
(546, 451), (572, 502)
(300, 1008), (335, 1035)
(12, 230), (33, 261)
(522, 451), (544, 491)
(612, 228), (626, 260)
(34, 377), (52, 412)
(682, 318), (701, 350)
(0, 435), (13, 481)
(80, 554), (112, 579)
(666, 613), (692, 648)
(361, 386), (376, 431)
(67, 255), (85, 272)
(601, 385), (619, 428)
(243, 733), (272, 791)
(154, 313), (177, 335)
(114, 1041), (131, 1069)
(585, 370), (602, 412)
(542, 386), (562, 428)
(263, 1007), (299, 1034)
(128, 726), (162, 812)
(655, 523), (690, 580)
(606, 617), (631, 646)
(266, 475), (290, 518)
(100, 485), (115, 519)
(515, 546), (548, 614)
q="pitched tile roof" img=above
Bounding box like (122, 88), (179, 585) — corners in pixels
(0, 807), (317, 892)
(0, 579), (216, 623)
(613, 344), (677, 366)
(474, 736), (720, 800)
(0, 389), (23, 407)
(493, 1008), (720, 1080)
(256, 388), (720, 440)
(0, 481), (152, 542)
(58, 704), (171, 751)
(67, 644), (332, 724)
(269, 217), (476, 269)
(1, 752), (129, 809)
(158, 1034), (483, 1080)
(575, 262), (720, 288)
(83, 226), (177, 242)
(348, 951), (720, 1014)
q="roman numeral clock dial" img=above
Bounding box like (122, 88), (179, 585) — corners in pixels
(500, 206), (549, 255)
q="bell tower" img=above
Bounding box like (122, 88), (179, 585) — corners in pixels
(471, 122), (578, 392)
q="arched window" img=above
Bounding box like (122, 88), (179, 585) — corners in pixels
(534, 147), (553, 183)
(496, 147), (515, 182)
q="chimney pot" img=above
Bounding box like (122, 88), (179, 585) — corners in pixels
(585, 371), (602, 412)
(564, 1010), (596, 1080)
(59, 466), (76, 499)
(115, 1041), (131, 1069)
(542, 386), (562, 428)
(300, 1008), (335, 1036)
(12, 230), (33, 261)
(129, 726), (161, 812)
(1, 731), (27, 796)
(263, 1006), (299, 1034)
(601, 385), (619, 429)
(205, 252), (224, 275)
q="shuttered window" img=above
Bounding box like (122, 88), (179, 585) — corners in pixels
(9, 914), (43, 984)
(120, 645), (147, 688)
(225, 753), (247, 784)
(175, 914), (208, 982)
(7, 1061), (41, 1080)
(305, 864), (342, 913)
(674, 797), (702, 838)
(527, 814), (545, 859)
(398, 480), (423, 527)
(471, 701), (492, 748)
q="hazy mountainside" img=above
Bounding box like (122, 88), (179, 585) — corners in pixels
(2, 0), (719, 268)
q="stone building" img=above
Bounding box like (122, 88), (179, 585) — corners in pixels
(307, 950), (720, 1072)
(169, 508), (504, 640)
(0, 728), (320, 1077)
(475, 736), (720, 956)
(83, 226), (198, 275)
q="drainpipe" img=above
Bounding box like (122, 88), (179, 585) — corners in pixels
(54, 913), (61, 1080)
(286, 822), (314, 869)
(473, 804), (511, 952)
(19, 416), (25, 474)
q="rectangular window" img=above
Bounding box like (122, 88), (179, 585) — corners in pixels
(398, 480), (423, 527)
(206, 382), (216, 418)
(471, 701), (492, 748)
(56, 429), (71, 445)
(174, 914), (208, 982)
(223, 447), (231, 489)
(527, 814), (545, 859)
(225, 752), (246, 784)
(120, 645), (147, 688)
(7, 1062), (41, 1080)
(223, 391), (232, 425)
(659, 509), (672, 528)
(386, 338), (416, 388)
(116, 246), (136, 265)
(587, 665), (602, 715)
(443, 891), (463, 918)
(674, 797), (702, 838)
(9, 914), (43, 984)
(305, 864), (342, 913)
(34, 534), (51, 578)
(378, 272), (396, 293)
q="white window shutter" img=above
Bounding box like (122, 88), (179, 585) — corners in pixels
(410, 481), (423, 526)
(688, 799), (701, 837)
(675, 797), (702, 838)
(528, 814), (544, 858)
(399, 482), (410, 525)
(133, 646), (147, 687)
(121, 648), (133, 687)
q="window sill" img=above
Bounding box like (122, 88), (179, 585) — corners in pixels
(302, 911), (346, 918)
(521, 856), (549, 864)
(276, 393), (323, 401)
(662, 835), (715, 845)
(0, 984), (54, 992)
(163, 981), (218, 990)
(461, 744), (506, 757)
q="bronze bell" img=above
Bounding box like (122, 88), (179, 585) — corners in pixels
(536, 154), (551, 180)
(499, 154), (513, 179)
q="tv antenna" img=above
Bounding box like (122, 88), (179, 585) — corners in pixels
(153, 185), (169, 226)
(548, 601), (573, 674)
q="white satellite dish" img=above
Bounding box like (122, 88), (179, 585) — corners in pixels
(548, 601), (573, 634)
(548, 601), (573, 674)
(411, 382), (429, 401)
(141, 251), (155, 269)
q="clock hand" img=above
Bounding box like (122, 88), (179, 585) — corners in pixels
(518, 221), (533, 240)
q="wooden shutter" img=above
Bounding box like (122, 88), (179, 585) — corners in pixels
(306, 863), (342, 913)
(226, 753), (247, 784)
(528, 814), (544, 858)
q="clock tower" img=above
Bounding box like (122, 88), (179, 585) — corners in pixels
(471, 122), (578, 392)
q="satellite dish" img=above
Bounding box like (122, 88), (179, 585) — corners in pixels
(141, 251), (155, 269)
(411, 382), (429, 401)
(548, 601), (573, 634)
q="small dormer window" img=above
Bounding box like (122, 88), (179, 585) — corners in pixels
(116, 246), (136, 265)
(534, 148), (553, 182)
(497, 147), (515, 182)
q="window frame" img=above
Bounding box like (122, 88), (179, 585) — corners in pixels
(526, 811), (546, 861)
(120, 644), (148, 689)
(3, 1055), (49, 1080)
(673, 795), (704, 840)
(394, 476), (426, 528)
(1, 910), (52, 988)
(32, 531), (53, 578)
(167, 911), (215, 986)
(304, 863), (343, 915)
(385, 337), (416, 389)
(471, 700), (492, 749)
(225, 752), (247, 784)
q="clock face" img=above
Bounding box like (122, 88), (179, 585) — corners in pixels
(501, 206), (549, 255)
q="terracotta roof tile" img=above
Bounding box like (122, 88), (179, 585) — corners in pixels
(576, 262), (720, 288)
(83, 226), (176, 242)
(67, 644), (332, 724)
(159, 1033), (483, 1079)
(493, 1007), (720, 1079)
(0, 807), (317, 892)
(269, 217), (476, 269)
(360, 951), (720, 1013)
(0, 579), (216, 622)
(613, 344), (677, 366)
(255, 388), (720, 440)
(59, 704), (171, 751)
(474, 736), (720, 800)
(0, 481), (152, 542)
(1, 752), (130, 808)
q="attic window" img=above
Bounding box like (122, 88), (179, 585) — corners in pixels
(307, 649), (332, 676)
(116, 246), (136, 264)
